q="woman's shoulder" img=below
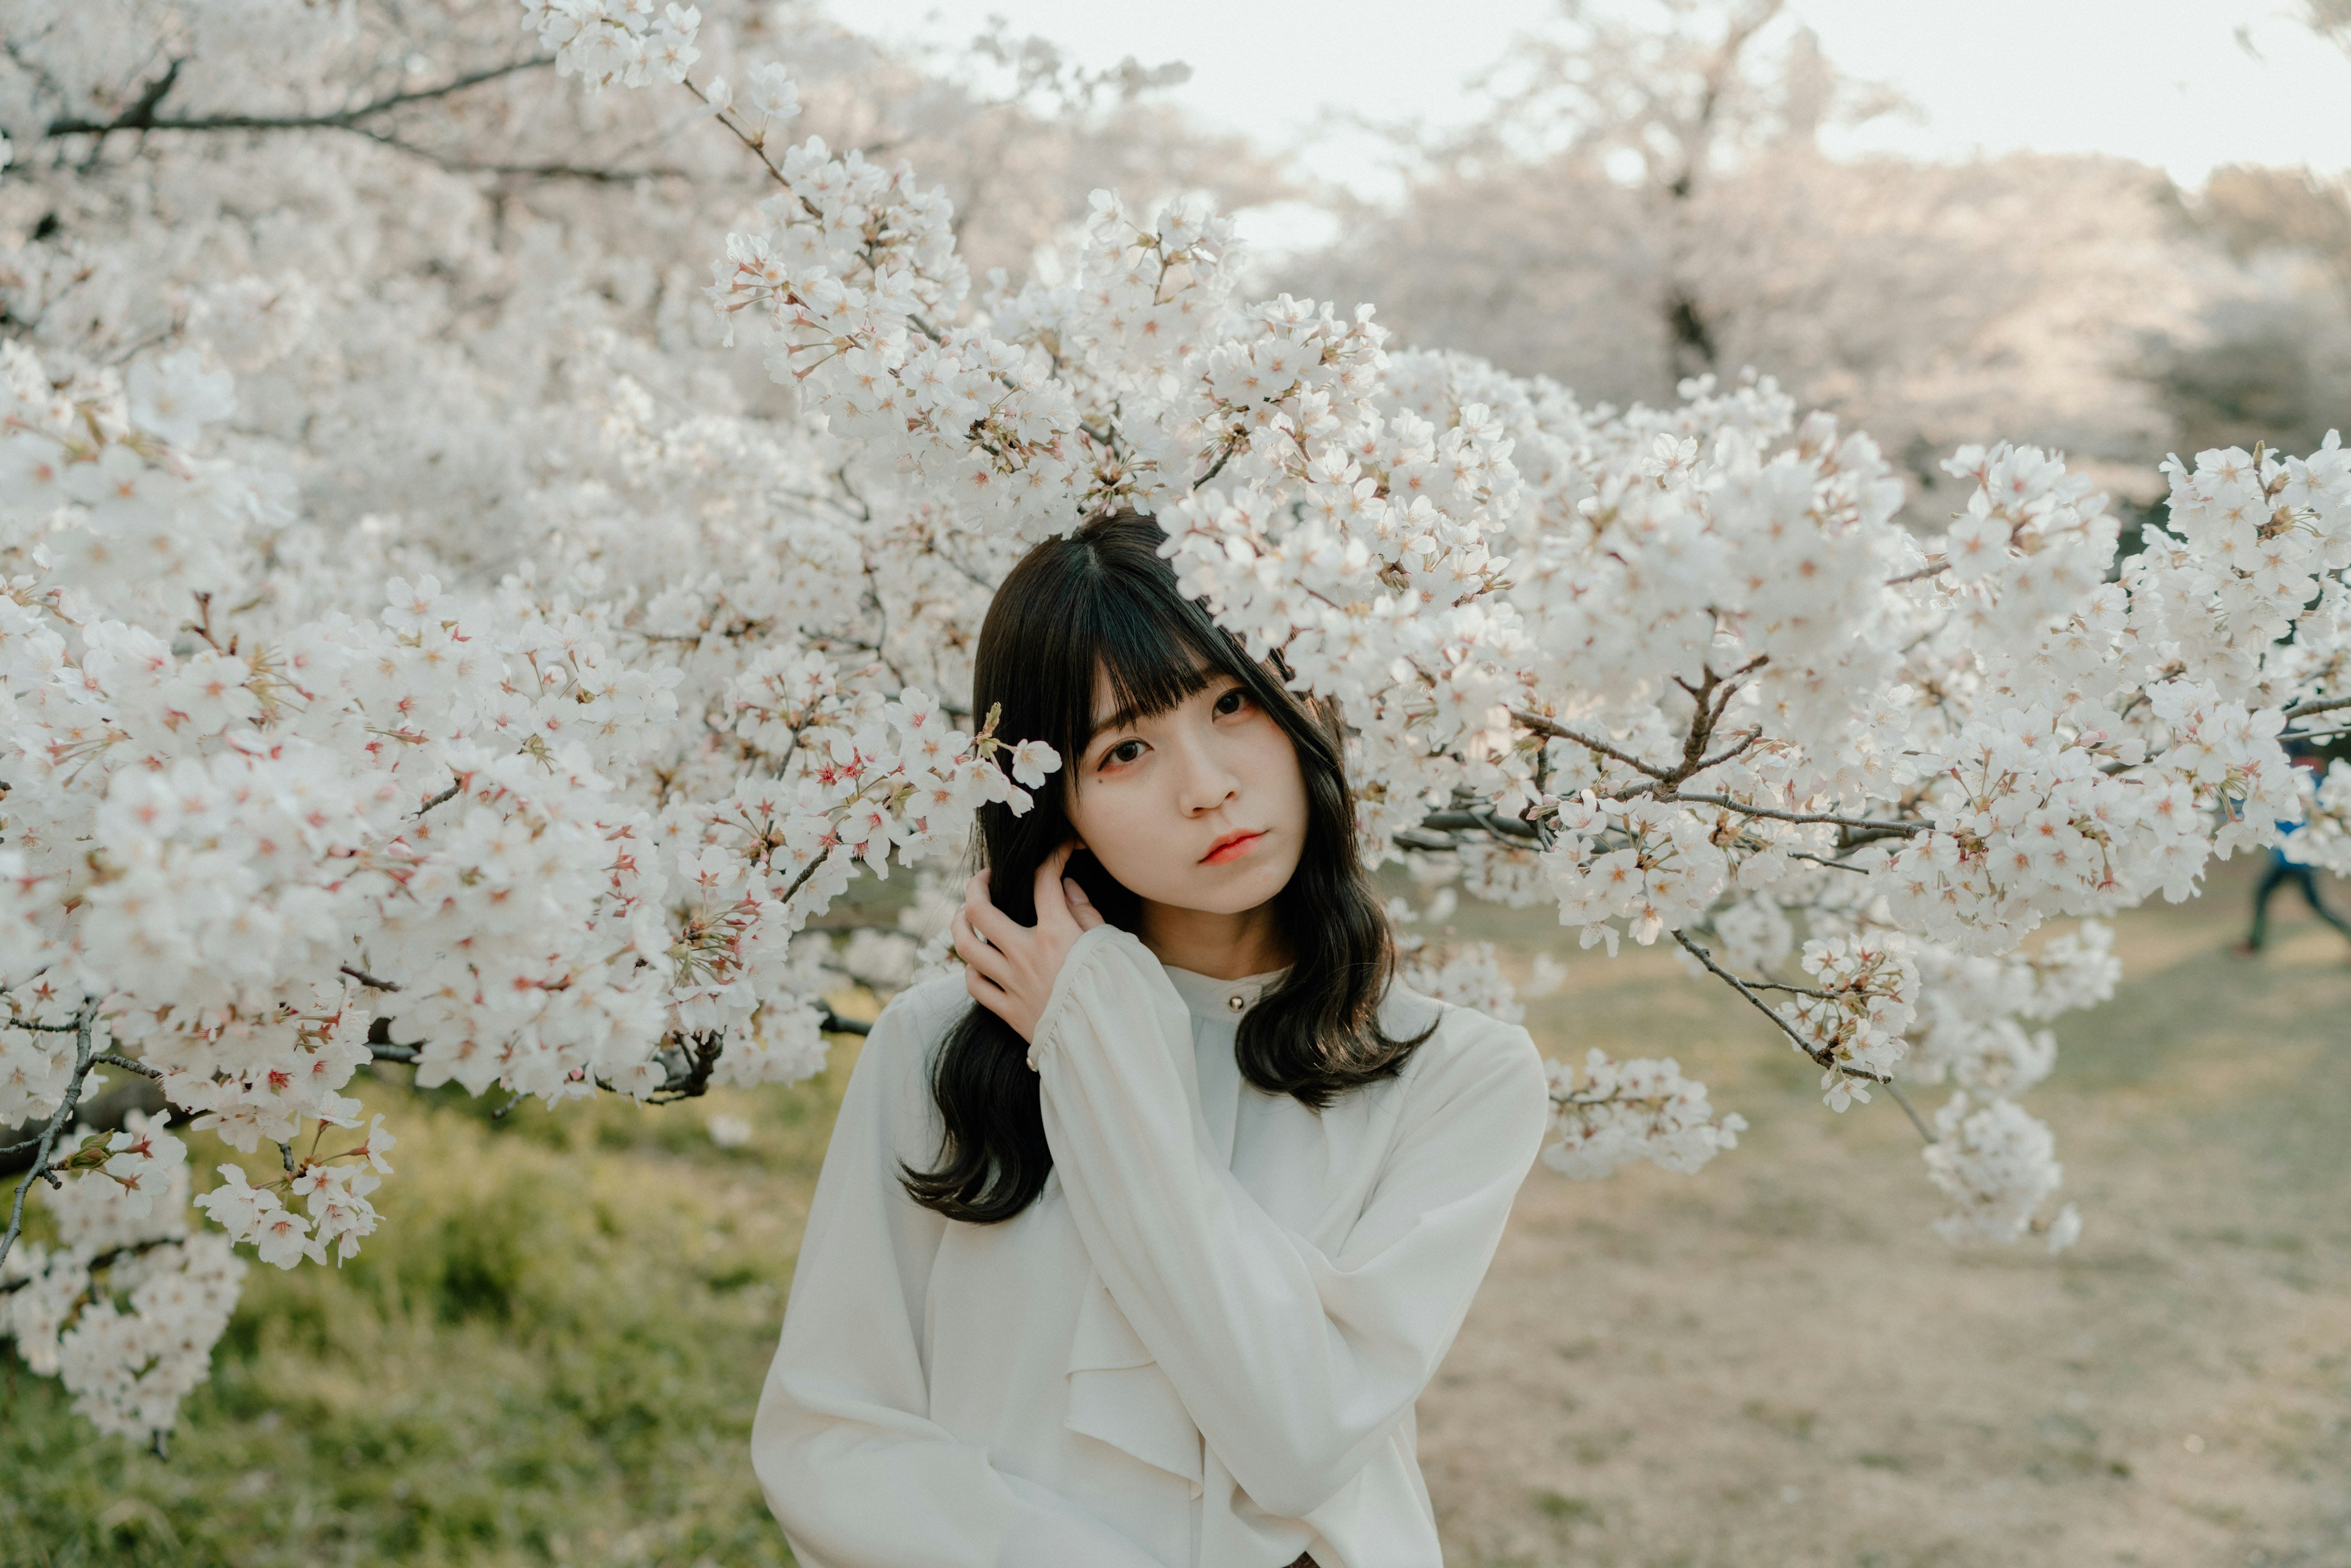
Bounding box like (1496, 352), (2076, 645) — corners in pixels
(842, 971), (972, 1147)
(1378, 978), (1548, 1101)
(866, 969), (973, 1068)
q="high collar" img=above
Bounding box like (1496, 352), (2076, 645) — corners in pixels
(1158, 962), (1289, 1024)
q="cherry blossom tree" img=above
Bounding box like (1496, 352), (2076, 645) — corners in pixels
(2, 0), (2347, 1453)
(1292, 0), (2207, 503)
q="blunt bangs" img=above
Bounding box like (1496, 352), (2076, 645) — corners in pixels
(1027, 538), (1272, 790)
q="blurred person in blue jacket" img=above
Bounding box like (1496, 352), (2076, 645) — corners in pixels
(2235, 746), (2351, 956)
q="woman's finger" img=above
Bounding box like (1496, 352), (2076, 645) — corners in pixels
(963, 960), (1012, 1019)
(1062, 877), (1105, 933)
(1033, 841), (1079, 932)
(964, 878), (1026, 951)
(951, 907), (1008, 983)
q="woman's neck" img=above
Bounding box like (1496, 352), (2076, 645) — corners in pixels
(1136, 898), (1289, 981)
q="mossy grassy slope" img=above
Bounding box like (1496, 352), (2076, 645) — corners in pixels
(2, 1034), (865, 1568)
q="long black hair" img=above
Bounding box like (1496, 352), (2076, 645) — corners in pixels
(899, 511), (1436, 1225)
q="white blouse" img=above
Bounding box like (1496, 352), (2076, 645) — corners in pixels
(750, 923), (1549, 1568)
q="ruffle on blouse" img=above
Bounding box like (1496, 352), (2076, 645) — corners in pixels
(1064, 1265), (1205, 1497)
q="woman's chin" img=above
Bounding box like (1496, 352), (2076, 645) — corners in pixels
(1169, 865), (1295, 915)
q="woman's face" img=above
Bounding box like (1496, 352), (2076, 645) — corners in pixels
(1064, 665), (1308, 917)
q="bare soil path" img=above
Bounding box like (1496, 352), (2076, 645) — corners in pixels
(1420, 858), (2351, 1567)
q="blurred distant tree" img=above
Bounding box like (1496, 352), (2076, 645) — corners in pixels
(2164, 166), (2351, 458)
(1290, 0), (2207, 497)
(2197, 164), (2351, 299)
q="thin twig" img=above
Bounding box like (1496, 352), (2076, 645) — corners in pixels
(340, 964), (403, 992)
(1510, 710), (1672, 780)
(1671, 931), (1888, 1084)
(416, 775), (464, 818)
(1689, 726), (1764, 775)
(1191, 431), (1245, 492)
(1787, 849), (1870, 876)
(1740, 977), (1836, 1000)
(2281, 692), (2351, 722)
(1884, 1081), (1937, 1144)
(92, 1052), (159, 1079)
(1664, 791), (1922, 836)
(0, 1000), (100, 1276)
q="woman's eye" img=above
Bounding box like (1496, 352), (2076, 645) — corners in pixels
(1215, 688), (1250, 717)
(1103, 740), (1144, 768)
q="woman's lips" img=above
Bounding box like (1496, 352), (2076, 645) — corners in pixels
(1201, 830), (1265, 865)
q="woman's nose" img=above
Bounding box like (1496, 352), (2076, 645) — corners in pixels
(1174, 741), (1240, 813)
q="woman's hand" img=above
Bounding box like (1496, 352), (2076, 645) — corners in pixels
(953, 841), (1107, 1045)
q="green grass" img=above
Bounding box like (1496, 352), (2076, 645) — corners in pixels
(1, 1039), (864, 1568)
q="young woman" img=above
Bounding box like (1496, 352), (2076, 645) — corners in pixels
(749, 512), (1549, 1567)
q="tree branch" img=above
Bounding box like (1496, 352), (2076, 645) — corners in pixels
(341, 964), (402, 992)
(1417, 808), (1543, 842)
(0, 1000), (100, 1277)
(46, 56), (555, 139)
(1670, 930), (1888, 1084)
(1884, 1080), (1937, 1144)
(1662, 791), (1922, 836)
(37, 56), (688, 184)
(2281, 692), (2351, 722)
(93, 1052), (159, 1079)
(1510, 710), (1673, 779)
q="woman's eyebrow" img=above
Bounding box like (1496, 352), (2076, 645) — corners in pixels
(1093, 702), (1142, 735)
(1087, 666), (1224, 741)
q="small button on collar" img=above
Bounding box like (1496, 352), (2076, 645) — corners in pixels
(1226, 992), (1247, 1013)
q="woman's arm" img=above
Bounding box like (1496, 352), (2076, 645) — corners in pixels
(749, 983), (1163, 1568)
(1027, 924), (1551, 1522)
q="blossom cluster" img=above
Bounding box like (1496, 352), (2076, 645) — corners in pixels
(523, 0), (705, 92)
(1774, 933), (1919, 1111)
(2, 1112), (245, 1442)
(1924, 1094), (2082, 1250)
(1542, 1049), (1749, 1180)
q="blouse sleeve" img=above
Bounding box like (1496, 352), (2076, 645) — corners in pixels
(1029, 925), (1551, 1522)
(749, 981), (1166, 1568)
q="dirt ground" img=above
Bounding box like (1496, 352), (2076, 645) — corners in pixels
(1415, 857), (2351, 1567)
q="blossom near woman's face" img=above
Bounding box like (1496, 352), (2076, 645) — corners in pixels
(1064, 664), (1308, 917)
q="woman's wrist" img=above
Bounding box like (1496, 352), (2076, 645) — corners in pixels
(1024, 922), (1133, 1071)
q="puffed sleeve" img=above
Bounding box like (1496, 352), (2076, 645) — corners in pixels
(750, 980), (1166, 1568)
(1029, 924), (1550, 1523)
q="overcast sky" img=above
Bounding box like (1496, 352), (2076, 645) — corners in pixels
(828, 0), (2351, 198)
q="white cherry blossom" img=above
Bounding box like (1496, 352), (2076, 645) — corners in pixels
(2, 0), (2345, 1444)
